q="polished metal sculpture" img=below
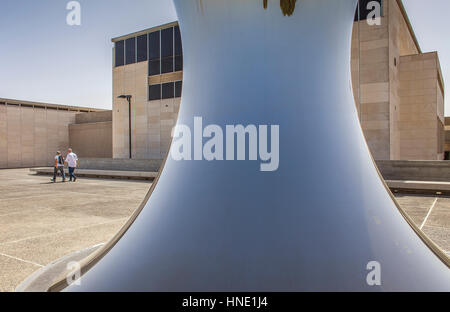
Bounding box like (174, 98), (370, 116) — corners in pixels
(55, 0), (449, 291)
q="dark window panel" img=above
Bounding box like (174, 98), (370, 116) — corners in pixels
(149, 59), (161, 76)
(149, 84), (161, 101)
(174, 26), (183, 56)
(162, 82), (175, 99)
(175, 55), (183, 72)
(137, 34), (148, 62)
(175, 81), (182, 98)
(115, 40), (124, 67)
(161, 56), (174, 74)
(355, 0), (382, 21)
(125, 37), (136, 65)
(161, 27), (174, 58)
(148, 31), (160, 60)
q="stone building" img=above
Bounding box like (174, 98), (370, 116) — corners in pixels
(112, 22), (182, 159)
(1, 0), (446, 169)
(351, 0), (445, 160)
(0, 98), (101, 168)
(110, 0), (445, 161)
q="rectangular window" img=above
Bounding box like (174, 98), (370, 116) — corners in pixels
(175, 81), (182, 98)
(115, 40), (124, 67)
(162, 82), (175, 99)
(148, 31), (160, 76)
(161, 27), (174, 74)
(354, 0), (382, 21)
(175, 55), (183, 72)
(161, 57), (174, 74)
(137, 34), (148, 62)
(149, 84), (161, 101)
(148, 31), (160, 60)
(161, 27), (174, 58)
(149, 60), (161, 76)
(174, 26), (183, 72)
(125, 37), (136, 65)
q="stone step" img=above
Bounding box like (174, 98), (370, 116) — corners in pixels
(386, 180), (450, 195)
(30, 167), (158, 180)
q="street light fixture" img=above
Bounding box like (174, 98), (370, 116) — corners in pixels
(117, 95), (132, 159)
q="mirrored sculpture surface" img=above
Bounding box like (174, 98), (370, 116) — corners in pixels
(60, 0), (449, 291)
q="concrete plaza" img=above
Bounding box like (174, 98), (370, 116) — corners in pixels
(0, 168), (150, 292)
(0, 168), (448, 292)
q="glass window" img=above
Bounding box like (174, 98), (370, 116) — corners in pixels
(148, 31), (160, 76)
(137, 34), (148, 62)
(175, 55), (183, 72)
(149, 84), (161, 101)
(148, 31), (160, 60)
(175, 81), (182, 98)
(174, 26), (182, 56)
(125, 37), (136, 65)
(161, 57), (174, 74)
(174, 26), (183, 71)
(115, 40), (124, 67)
(162, 82), (175, 99)
(161, 27), (174, 58)
(149, 59), (161, 76)
(161, 27), (174, 74)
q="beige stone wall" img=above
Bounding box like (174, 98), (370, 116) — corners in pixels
(437, 75), (445, 159)
(112, 54), (182, 160)
(75, 111), (112, 124)
(351, 2), (390, 160)
(0, 105), (7, 168)
(351, 0), (444, 161)
(69, 121), (112, 158)
(387, 0), (420, 160)
(398, 52), (442, 160)
(113, 60), (149, 159)
(0, 104), (78, 168)
(6, 105), (21, 167)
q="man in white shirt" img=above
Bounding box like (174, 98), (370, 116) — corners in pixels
(52, 151), (65, 182)
(65, 148), (79, 182)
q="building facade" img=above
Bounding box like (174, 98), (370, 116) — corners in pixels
(0, 98), (101, 169)
(351, 0), (445, 160)
(112, 22), (183, 159)
(1, 0), (445, 168)
(111, 0), (445, 161)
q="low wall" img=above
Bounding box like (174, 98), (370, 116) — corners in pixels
(69, 122), (112, 158)
(377, 160), (450, 182)
(75, 111), (112, 124)
(79, 158), (163, 172)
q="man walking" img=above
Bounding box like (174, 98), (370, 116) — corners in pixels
(65, 148), (79, 182)
(52, 151), (65, 182)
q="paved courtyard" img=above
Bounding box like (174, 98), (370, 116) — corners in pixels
(0, 168), (449, 292)
(0, 169), (150, 292)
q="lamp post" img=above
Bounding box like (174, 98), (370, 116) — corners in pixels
(117, 95), (132, 159)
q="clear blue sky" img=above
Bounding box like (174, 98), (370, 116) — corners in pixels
(0, 0), (449, 113)
(0, 0), (176, 109)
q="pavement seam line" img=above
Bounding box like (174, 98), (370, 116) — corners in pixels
(0, 193), (67, 202)
(0, 218), (128, 246)
(420, 198), (438, 230)
(0, 252), (44, 267)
